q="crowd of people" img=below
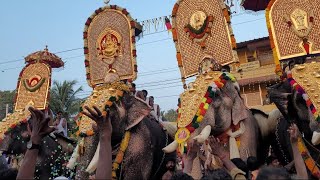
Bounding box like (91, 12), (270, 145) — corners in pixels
(0, 105), (310, 180)
(131, 83), (162, 122)
(0, 82), (313, 180)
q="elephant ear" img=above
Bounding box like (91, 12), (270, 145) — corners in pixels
(125, 97), (151, 130)
(232, 95), (248, 125)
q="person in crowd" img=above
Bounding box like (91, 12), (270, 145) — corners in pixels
(16, 107), (55, 179)
(162, 158), (176, 180)
(135, 90), (146, 101)
(53, 111), (67, 137)
(266, 154), (281, 168)
(142, 89), (148, 100)
(130, 83), (136, 95)
(170, 172), (194, 180)
(83, 105), (112, 180)
(247, 156), (260, 180)
(149, 96), (161, 121)
(221, 65), (231, 73)
(207, 137), (246, 179)
(256, 124), (308, 180)
(0, 168), (18, 180)
(201, 168), (232, 180)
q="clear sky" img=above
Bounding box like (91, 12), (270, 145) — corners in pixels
(0, 0), (268, 111)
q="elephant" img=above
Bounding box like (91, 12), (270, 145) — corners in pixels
(73, 92), (176, 180)
(256, 76), (320, 178)
(0, 121), (76, 179)
(163, 75), (265, 163)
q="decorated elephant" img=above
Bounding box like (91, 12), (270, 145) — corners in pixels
(0, 121), (76, 179)
(72, 92), (175, 180)
(265, 65), (320, 178)
(163, 72), (267, 163)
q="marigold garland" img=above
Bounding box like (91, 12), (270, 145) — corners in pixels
(286, 71), (320, 177)
(297, 137), (320, 178)
(175, 73), (236, 154)
(112, 131), (131, 180)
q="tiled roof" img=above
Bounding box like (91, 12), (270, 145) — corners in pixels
(237, 37), (269, 49)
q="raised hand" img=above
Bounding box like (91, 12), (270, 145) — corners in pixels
(83, 106), (112, 137)
(28, 107), (55, 144)
(207, 136), (229, 160)
(288, 123), (299, 143)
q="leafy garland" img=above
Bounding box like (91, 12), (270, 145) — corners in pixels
(184, 17), (210, 36)
(175, 72), (236, 154)
(112, 131), (131, 180)
(297, 137), (320, 178)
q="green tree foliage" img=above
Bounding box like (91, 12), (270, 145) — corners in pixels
(49, 80), (83, 136)
(0, 90), (15, 120)
(161, 109), (178, 122)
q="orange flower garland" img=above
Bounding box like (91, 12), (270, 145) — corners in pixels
(175, 73), (236, 154)
(297, 137), (320, 178)
(112, 131), (131, 179)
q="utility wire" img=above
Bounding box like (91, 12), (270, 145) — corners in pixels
(0, 17), (265, 66)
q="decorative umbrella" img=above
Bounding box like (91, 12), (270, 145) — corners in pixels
(241, 0), (269, 11)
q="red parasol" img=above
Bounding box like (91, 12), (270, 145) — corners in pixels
(241, 0), (269, 11)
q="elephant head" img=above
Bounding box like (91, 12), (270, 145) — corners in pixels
(267, 80), (320, 144)
(164, 73), (259, 160)
(75, 92), (152, 178)
(0, 120), (76, 179)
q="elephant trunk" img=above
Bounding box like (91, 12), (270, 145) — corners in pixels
(75, 134), (99, 179)
(162, 140), (178, 153)
(193, 125), (212, 143)
(86, 142), (100, 173)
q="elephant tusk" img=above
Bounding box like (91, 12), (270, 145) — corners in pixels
(193, 125), (212, 143)
(86, 142), (100, 173)
(312, 131), (320, 145)
(162, 140), (178, 153)
(66, 144), (80, 169)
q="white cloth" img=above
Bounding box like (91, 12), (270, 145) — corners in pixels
(55, 118), (68, 137)
(150, 104), (160, 121)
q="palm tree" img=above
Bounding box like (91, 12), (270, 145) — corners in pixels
(49, 80), (83, 136)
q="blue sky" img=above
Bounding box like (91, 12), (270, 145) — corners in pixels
(0, 0), (268, 111)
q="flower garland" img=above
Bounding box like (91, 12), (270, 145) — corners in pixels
(112, 131), (131, 180)
(286, 71), (320, 176)
(297, 137), (320, 178)
(286, 71), (320, 122)
(175, 73), (236, 154)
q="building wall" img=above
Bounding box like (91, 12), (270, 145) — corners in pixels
(233, 38), (279, 110)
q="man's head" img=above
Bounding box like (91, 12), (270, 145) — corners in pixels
(166, 160), (175, 172)
(142, 90), (148, 99)
(57, 111), (63, 118)
(247, 156), (260, 171)
(171, 172), (193, 180)
(266, 155), (281, 168)
(149, 96), (154, 106)
(221, 65), (231, 73)
(202, 168), (232, 180)
(130, 83), (136, 94)
(256, 167), (291, 180)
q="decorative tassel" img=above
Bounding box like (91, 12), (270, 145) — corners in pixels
(165, 17), (172, 32)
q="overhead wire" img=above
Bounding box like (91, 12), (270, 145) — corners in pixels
(0, 16), (265, 67)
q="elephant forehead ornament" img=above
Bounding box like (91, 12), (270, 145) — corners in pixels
(76, 5), (141, 137)
(266, 0), (320, 74)
(0, 47), (63, 142)
(166, 0), (239, 155)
